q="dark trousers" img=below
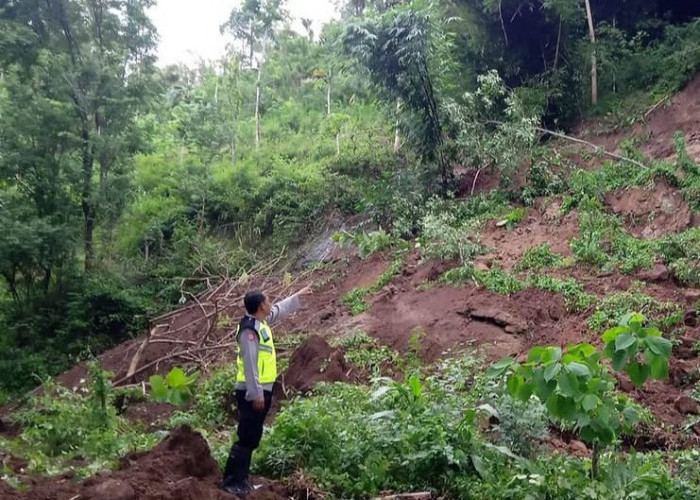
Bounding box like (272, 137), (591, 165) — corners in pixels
(222, 389), (273, 486)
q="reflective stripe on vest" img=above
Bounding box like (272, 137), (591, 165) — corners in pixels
(235, 320), (277, 385)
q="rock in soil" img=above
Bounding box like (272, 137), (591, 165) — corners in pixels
(466, 308), (528, 335)
(636, 263), (670, 283)
(84, 479), (136, 500)
(674, 395), (699, 415)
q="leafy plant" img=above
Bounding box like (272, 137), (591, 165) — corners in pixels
(588, 290), (682, 332)
(332, 229), (398, 259)
(500, 207), (527, 230)
(601, 313), (672, 387)
(149, 367), (198, 406)
(333, 331), (400, 377)
(488, 313), (672, 478)
(515, 244), (565, 271)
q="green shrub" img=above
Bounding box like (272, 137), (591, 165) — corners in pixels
(256, 358), (498, 498)
(515, 244), (566, 271)
(333, 331), (400, 377)
(7, 367), (158, 476)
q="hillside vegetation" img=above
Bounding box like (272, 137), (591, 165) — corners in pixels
(1, 1), (699, 499)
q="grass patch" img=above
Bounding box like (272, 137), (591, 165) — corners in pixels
(528, 275), (597, 313)
(515, 244), (566, 271)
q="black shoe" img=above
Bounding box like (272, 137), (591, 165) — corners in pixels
(221, 481), (250, 497)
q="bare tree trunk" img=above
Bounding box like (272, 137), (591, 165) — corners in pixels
(553, 16), (562, 71)
(80, 118), (95, 273)
(584, 0), (598, 105)
(393, 99), (401, 153)
(327, 70), (340, 156)
(255, 63), (262, 151)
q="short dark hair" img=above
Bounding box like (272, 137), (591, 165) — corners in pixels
(244, 290), (266, 315)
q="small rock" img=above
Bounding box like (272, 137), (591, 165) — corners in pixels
(85, 479), (136, 500)
(684, 289), (700, 303)
(320, 310), (334, 322)
(673, 395), (699, 415)
(474, 262), (490, 272)
(617, 377), (634, 393)
(469, 308), (528, 335)
(569, 440), (588, 455)
(636, 263), (670, 283)
(684, 310), (697, 327)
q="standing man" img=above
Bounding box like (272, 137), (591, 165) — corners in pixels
(221, 286), (312, 496)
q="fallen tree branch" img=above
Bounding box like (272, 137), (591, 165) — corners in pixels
(534, 126), (649, 170)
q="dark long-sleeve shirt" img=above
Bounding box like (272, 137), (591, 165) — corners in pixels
(235, 294), (302, 401)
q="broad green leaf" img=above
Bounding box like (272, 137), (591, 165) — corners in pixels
(541, 347), (562, 363)
(508, 374), (533, 402)
(471, 455), (488, 479)
(546, 394), (576, 420)
(643, 326), (663, 338)
(527, 347), (546, 363)
(487, 357), (516, 377)
(615, 333), (637, 352)
(567, 343), (596, 358)
(587, 377), (605, 393)
(169, 388), (186, 406)
(507, 374), (523, 397)
(166, 367), (188, 388)
(645, 336), (672, 357)
(622, 406), (640, 427)
(620, 312), (645, 327)
(582, 394), (599, 411)
(626, 362), (651, 387)
(149, 375), (168, 402)
(566, 362), (591, 378)
(408, 374), (423, 398)
(648, 353), (669, 380)
(575, 412), (591, 429)
(611, 350), (628, 371)
(544, 362), (562, 382)
(557, 372), (579, 398)
(601, 326), (627, 344)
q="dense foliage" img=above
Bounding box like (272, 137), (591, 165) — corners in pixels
(0, 0), (698, 412)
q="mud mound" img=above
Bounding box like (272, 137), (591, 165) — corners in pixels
(282, 335), (350, 393)
(604, 179), (693, 239)
(2, 426), (290, 500)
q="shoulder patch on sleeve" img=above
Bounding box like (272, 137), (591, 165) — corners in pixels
(248, 332), (256, 341)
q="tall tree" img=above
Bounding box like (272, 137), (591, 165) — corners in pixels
(584, 0), (598, 105)
(222, 0), (288, 150)
(1, 0), (157, 272)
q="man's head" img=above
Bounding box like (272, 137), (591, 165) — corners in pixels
(244, 290), (272, 318)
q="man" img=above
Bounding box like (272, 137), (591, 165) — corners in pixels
(221, 286), (312, 496)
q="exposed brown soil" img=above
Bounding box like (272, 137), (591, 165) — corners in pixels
(577, 74), (700, 163)
(604, 178), (694, 239)
(480, 199), (579, 269)
(1, 426), (289, 500)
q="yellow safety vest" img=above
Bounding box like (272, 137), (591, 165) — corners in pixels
(235, 317), (277, 385)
